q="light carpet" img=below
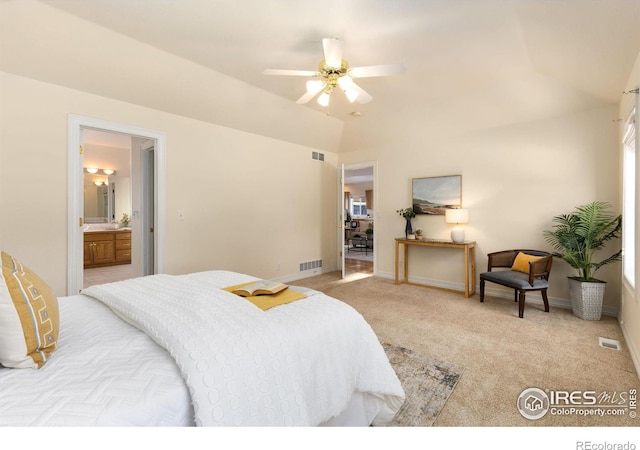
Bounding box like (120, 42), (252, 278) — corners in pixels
(293, 272), (638, 427)
(383, 343), (464, 426)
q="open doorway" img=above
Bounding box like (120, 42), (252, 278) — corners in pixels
(67, 115), (166, 296)
(82, 129), (134, 288)
(343, 163), (375, 278)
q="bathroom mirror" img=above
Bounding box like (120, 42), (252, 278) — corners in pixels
(84, 174), (131, 225)
(84, 175), (114, 223)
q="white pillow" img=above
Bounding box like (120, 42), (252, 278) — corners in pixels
(0, 251), (59, 369)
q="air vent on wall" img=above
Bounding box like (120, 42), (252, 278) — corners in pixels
(312, 151), (325, 161)
(299, 259), (322, 272)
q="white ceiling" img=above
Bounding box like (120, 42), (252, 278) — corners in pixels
(345, 166), (374, 185)
(37, 0), (640, 124)
(1, 0), (639, 155)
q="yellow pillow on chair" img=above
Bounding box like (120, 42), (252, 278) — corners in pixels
(511, 252), (543, 273)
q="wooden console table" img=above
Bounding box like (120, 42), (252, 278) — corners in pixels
(394, 238), (477, 297)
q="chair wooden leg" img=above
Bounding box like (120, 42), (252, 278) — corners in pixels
(514, 290), (518, 302)
(542, 289), (550, 313)
(480, 279), (485, 302)
(518, 291), (526, 318)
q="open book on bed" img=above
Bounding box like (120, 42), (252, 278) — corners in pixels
(222, 280), (306, 311)
(229, 280), (288, 297)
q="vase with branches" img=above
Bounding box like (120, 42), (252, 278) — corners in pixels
(397, 208), (416, 238)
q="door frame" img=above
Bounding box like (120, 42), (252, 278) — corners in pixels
(339, 160), (377, 278)
(67, 114), (166, 295)
(140, 140), (156, 276)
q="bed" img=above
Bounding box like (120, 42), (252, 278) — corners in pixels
(0, 267), (405, 426)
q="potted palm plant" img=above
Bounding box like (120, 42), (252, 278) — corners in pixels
(544, 201), (622, 320)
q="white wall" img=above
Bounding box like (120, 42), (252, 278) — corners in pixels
(112, 176), (131, 224)
(0, 72), (338, 295)
(0, 0), (632, 326)
(340, 105), (622, 312)
(0, 1), (343, 153)
(345, 182), (373, 198)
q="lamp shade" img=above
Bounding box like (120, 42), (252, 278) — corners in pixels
(446, 208), (468, 244)
(317, 92), (330, 107)
(445, 208), (469, 224)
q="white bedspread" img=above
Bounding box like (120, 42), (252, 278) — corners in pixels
(0, 294), (193, 426)
(82, 270), (405, 426)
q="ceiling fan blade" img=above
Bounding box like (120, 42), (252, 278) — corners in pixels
(296, 91), (320, 104)
(263, 69), (317, 77)
(322, 37), (343, 68)
(349, 63), (406, 78)
(351, 82), (373, 104)
(296, 81), (325, 104)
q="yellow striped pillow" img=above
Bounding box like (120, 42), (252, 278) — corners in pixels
(0, 251), (59, 369)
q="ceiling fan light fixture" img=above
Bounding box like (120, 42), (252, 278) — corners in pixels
(306, 79), (325, 94)
(317, 92), (331, 107)
(264, 37), (404, 109)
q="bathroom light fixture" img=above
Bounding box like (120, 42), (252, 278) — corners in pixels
(445, 208), (469, 244)
(84, 168), (117, 176)
(94, 181), (106, 187)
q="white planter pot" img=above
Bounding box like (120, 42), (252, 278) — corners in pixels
(568, 277), (605, 321)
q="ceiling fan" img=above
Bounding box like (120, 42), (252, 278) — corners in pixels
(263, 37), (405, 107)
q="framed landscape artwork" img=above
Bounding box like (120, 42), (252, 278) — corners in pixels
(412, 175), (461, 215)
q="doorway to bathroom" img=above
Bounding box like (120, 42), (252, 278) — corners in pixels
(82, 128), (135, 288)
(67, 115), (166, 295)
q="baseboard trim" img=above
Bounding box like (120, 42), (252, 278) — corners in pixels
(274, 265), (338, 284)
(376, 270), (619, 317)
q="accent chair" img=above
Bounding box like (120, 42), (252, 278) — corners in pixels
(479, 249), (553, 318)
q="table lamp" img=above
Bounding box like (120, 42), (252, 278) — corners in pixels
(445, 208), (469, 244)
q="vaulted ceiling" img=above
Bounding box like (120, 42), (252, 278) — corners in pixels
(2, 0), (639, 150)
(44, 0), (640, 115)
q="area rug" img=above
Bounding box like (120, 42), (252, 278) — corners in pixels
(383, 343), (464, 426)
